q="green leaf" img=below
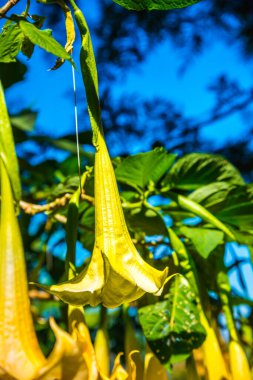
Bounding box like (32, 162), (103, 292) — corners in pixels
(189, 182), (234, 210)
(19, 20), (74, 65)
(112, 0), (202, 11)
(0, 82), (21, 201)
(0, 21), (24, 63)
(115, 148), (176, 190)
(180, 226), (224, 259)
(10, 110), (37, 132)
(162, 153), (244, 191)
(190, 183), (253, 231)
(138, 275), (206, 368)
(48, 176), (80, 200)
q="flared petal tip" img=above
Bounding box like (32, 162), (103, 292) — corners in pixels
(154, 267), (169, 296)
(30, 281), (102, 307)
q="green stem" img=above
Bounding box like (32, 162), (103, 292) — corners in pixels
(68, 0), (103, 147)
(168, 228), (200, 296)
(167, 191), (235, 240)
(100, 305), (107, 328)
(217, 267), (238, 342)
(65, 169), (92, 330)
(168, 228), (211, 325)
(65, 169), (92, 279)
(24, 0), (30, 17)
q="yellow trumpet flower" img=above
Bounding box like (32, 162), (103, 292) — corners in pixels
(42, 133), (168, 308)
(200, 313), (231, 380)
(0, 159), (46, 380)
(0, 159), (98, 380)
(229, 340), (252, 380)
(94, 325), (110, 377)
(144, 346), (168, 380)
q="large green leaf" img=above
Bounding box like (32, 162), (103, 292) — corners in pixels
(0, 82), (21, 201)
(162, 153), (244, 191)
(112, 0), (202, 11)
(0, 21), (24, 63)
(138, 275), (206, 368)
(190, 183), (253, 231)
(19, 20), (74, 65)
(189, 182), (234, 210)
(180, 226), (224, 259)
(10, 110), (37, 132)
(115, 148), (176, 190)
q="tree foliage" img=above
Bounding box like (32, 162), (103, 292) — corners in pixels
(0, 0), (253, 379)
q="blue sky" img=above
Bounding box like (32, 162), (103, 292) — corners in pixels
(2, 0), (253, 154)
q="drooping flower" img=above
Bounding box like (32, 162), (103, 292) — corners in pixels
(41, 133), (168, 308)
(0, 158), (100, 380)
(229, 340), (252, 380)
(199, 313), (230, 380)
(0, 159), (46, 380)
(36, 313), (99, 380)
(143, 347), (168, 380)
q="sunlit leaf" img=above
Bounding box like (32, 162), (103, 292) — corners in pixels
(38, 0), (75, 69)
(19, 20), (74, 65)
(138, 275), (206, 368)
(10, 110), (37, 132)
(116, 148), (176, 191)
(180, 226), (224, 259)
(190, 183), (253, 230)
(0, 21), (24, 63)
(112, 0), (202, 11)
(162, 153), (244, 191)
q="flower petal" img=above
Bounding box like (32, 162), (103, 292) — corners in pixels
(36, 318), (89, 380)
(0, 160), (45, 380)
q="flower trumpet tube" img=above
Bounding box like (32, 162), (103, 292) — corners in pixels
(40, 132), (168, 308)
(94, 324), (110, 377)
(144, 346), (168, 380)
(229, 340), (252, 380)
(124, 309), (144, 380)
(0, 160), (46, 380)
(217, 269), (251, 380)
(200, 313), (231, 380)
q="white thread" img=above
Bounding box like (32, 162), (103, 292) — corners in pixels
(72, 65), (82, 190)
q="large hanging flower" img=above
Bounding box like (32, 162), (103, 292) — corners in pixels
(0, 160), (46, 380)
(41, 134), (168, 308)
